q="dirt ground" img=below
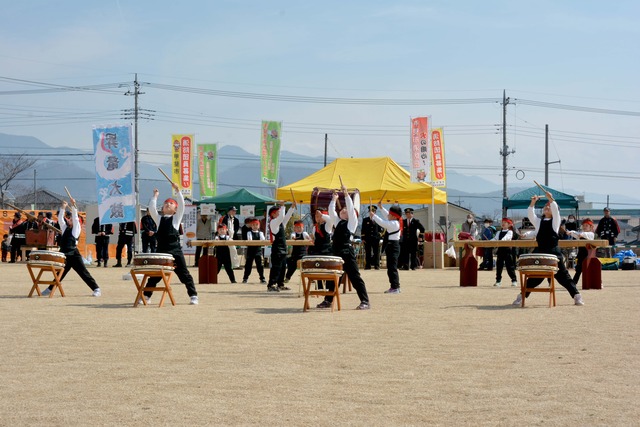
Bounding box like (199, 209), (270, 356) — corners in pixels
(0, 261), (638, 426)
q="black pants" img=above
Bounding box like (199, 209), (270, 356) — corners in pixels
(495, 249), (516, 282)
(481, 248), (494, 269)
(385, 240), (401, 289)
(572, 247), (588, 283)
(194, 246), (208, 266)
(327, 246), (369, 305)
(115, 236), (134, 265)
(10, 238), (25, 262)
(524, 248), (579, 298)
(216, 248), (236, 282)
(49, 250), (99, 291)
(364, 239), (380, 269)
(141, 236), (156, 254)
(243, 249), (265, 281)
(400, 241), (419, 269)
(285, 253), (304, 280)
(268, 250), (287, 288)
(144, 249), (197, 297)
(95, 237), (110, 263)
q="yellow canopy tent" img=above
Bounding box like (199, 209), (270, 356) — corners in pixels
(276, 157), (447, 205)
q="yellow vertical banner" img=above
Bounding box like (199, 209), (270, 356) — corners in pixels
(171, 134), (193, 197)
(430, 128), (446, 187)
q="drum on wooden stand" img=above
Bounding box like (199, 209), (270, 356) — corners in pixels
(517, 253), (559, 272)
(27, 250), (66, 268)
(132, 253), (175, 270)
(301, 255), (344, 274)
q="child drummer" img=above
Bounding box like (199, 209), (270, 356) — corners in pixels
(142, 184), (199, 305)
(42, 197), (101, 297)
(214, 223), (237, 283)
(512, 191), (584, 306)
(328, 186), (370, 310)
(284, 220), (311, 283)
(266, 201), (296, 292)
(567, 218), (595, 283)
(370, 203), (403, 294)
(242, 218), (266, 284)
(493, 218), (518, 287)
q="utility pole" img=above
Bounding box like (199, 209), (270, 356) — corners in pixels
(123, 74), (154, 254)
(544, 124), (560, 186)
(33, 170), (36, 210)
(324, 133), (328, 167)
(500, 90), (514, 217)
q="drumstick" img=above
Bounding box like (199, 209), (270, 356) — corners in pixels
(339, 175), (344, 189)
(533, 180), (546, 194)
(289, 188), (296, 207)
(369, 196), (373, 212)
(158, 167), (174, 184)
(378, 190), (387, 204)
(64, 186), (77, 208)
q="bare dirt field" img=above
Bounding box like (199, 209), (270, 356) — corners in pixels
(0, 262), (638, 426)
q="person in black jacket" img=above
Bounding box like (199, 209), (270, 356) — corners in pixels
(140, 208), (157, 254)
(400, 208), (425, 270)
(91, 217), (113, 267)
(360, 205), (383, 270)
(113, 221), (137, 267)
(595, 207), (620, 257)
(9, 212), (27, 263)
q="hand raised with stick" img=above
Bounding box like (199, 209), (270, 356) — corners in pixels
(289, 188), (297, 209)
(158, 168), (180, 193)
(64, 186), (77, 208)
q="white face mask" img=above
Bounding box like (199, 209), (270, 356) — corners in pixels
(568, 219), (575, 223)
(467, 219), (473, 223)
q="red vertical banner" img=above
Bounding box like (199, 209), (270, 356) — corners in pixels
(410, 117), (429, 183)
(430, 128), (446, 187)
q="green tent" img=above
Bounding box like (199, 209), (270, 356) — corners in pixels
(195, 188), (276, 216)
(503, 184), (579, 210)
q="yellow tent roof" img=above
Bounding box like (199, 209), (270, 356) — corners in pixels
(276, 157), (447, 205)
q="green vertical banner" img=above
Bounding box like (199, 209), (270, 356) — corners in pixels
(260, 121), (281, 186)
(197, 143), (217, 198)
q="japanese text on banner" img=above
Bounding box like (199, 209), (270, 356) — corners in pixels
(93, 125), (136, 224)
(430, 128), (446, 187)
(197, 143), (217, 198)
(409, 117), (429, 183)
(260, 121), (281, 186)
(171, 134), (193, 198)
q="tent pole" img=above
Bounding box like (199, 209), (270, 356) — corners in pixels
(431, 185), (436, 269)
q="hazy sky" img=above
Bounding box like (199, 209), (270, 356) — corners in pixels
(1, 0), (638, 204)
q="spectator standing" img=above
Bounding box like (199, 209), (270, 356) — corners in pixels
(595, 207), (620, 257)
(113, 221), (137, 267)
(193, 212), (213, 267)
(140, 208), (158, 254)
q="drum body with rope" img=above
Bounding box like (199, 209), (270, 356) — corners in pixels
(28, 250), (66, 268)
(517, 253), (559, 272)
(301, 255), (344, 274)
(132, 253), (175, 270)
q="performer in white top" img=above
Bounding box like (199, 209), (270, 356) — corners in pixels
(492, 218), (518, 287)
(370, 204), (403, 294)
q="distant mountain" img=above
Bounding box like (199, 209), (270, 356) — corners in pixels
(1, 133), (637, 216)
